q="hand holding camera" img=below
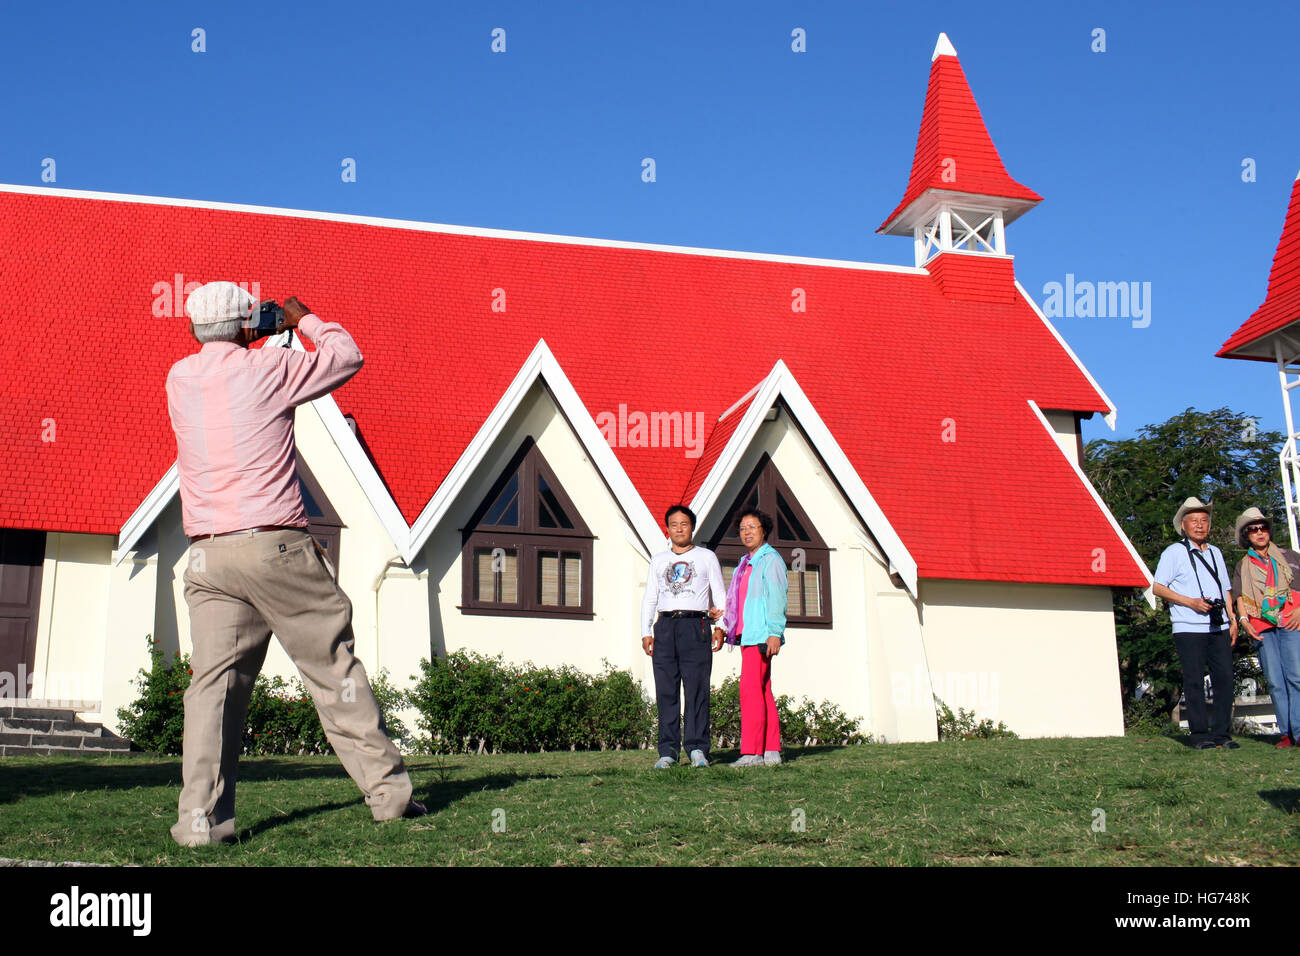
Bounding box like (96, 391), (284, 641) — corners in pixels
(281, 296), (310, 329)
(245, 296), (311, 343)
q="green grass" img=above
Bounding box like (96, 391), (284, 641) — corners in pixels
(2, 735), (1299, 865)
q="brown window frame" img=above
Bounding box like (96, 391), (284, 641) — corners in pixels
(459, 438), (595, 620)
(707, 452), (833, 627)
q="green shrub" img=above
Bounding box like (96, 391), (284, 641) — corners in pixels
(587, 667), (655, 750)
(243, 675), (330, 755)
(117, 635), (407, 756)
(1123, 694), (1183, 738)
(409, 652), (656, 754)
(708, 675), (868, 747)
(115, 635), (190, 754)
(370, 668), (413, 752)
(934, 696), (1017, 740)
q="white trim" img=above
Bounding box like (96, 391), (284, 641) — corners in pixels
(932, 32), (957, 61)
(1026, 400), (1155, 607)
(0, 182), (927, 278)
(113, 463), (178, 565)
(687, 360), (920, 595)
(1014, 279), (1119, 430)
(403, 339), (664, 565)
(717, 380), (764, 423)
(288, 332), (412, 557)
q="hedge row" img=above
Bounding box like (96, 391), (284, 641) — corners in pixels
(117, 639), (868, 755)
(116, 636), (411, 756)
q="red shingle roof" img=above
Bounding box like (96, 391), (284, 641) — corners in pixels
(0, 187), (1148, 587)
(1218, 174), (1300, 360)
(879, 38), (1042, 234)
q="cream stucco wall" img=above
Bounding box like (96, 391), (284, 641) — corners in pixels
(29, 533), (113, 709)
(418, 381), (649, 697)
(694, 407), (934, 742)
(919, 579), (1124, 738)
(1042, 410), (1082, 466)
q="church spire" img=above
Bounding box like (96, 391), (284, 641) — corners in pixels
(879, 33), (1042, 266)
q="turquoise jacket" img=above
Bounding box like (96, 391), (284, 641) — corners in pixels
(719, 542), (789, 647)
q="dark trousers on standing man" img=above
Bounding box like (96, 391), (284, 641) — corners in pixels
(1174, 630), (1235, 745)
(652, 613), (712, 759)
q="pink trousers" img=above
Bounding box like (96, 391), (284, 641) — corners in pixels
(740, 645), (781, 755)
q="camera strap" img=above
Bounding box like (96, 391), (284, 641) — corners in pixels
(1182, 538), (1225, 600)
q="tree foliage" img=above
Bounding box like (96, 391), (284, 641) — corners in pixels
(1084, 406), (1285, 715)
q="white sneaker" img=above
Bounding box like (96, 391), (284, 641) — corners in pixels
(763, 750), (782, 766)
(690, 749), (709, 767)
(654, 755), (675, 769)
(730, 754), (765, 767)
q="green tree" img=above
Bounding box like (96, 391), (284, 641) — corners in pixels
(1085, 406), (1284, 717)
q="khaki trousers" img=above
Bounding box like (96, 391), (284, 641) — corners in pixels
(170, 528), (413, 847)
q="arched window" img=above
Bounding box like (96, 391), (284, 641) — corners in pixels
(707, 453), (832, 626)
(460, 438), (595, 619)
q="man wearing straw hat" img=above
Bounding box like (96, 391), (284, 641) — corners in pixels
(1230, 507), (1300, 748)
(165, 281), (424, 846)
(1152, 497), (1240, 750)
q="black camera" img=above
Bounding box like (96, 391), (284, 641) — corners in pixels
(248, 300), (285, 339)
(1207, 598), (1227, 630)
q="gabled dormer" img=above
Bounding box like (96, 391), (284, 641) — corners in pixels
(878, 33), (1042, 269)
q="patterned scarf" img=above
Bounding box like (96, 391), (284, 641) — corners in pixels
(1239, 542), (1293, 626)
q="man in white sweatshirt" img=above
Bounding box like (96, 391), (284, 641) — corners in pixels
(641, 505), (726, 768)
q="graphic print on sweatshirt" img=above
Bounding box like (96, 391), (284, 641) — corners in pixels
(664, 559), (696, 596)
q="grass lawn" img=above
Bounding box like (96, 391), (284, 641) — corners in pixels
(1, 735), (1299, 866)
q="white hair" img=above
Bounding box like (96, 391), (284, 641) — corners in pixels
(192, 319), (242, 344)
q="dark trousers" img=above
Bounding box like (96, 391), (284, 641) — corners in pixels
(652, 615), (712, 758)
(1174, 630), (1235, 744)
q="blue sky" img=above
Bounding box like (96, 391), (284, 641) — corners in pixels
(3, 0), (1298, 447)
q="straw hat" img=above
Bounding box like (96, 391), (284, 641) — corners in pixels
(1172, 497), (1212, 537)
(1235, 507), (1273, 548)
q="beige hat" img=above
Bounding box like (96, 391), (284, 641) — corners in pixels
(1235, 507), (1273, 548)
(185, 281), (256, 326)
(1173, 496), (1212, 537)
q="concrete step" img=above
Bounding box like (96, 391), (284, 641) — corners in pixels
(0, 705), (81, 722)
(0, 706), (134, 756)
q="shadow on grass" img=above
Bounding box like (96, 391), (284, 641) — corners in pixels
(240, 769), (566, 840)
(707, 744), (842, 766)
(1260, 789), (1300, 814)
(0, 755), (421, 805)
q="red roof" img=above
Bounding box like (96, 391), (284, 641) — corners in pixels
(1219, 174), (1300, 360)
(680, 388), (758, 506)
(879, 38), (1042, 234)
(0, 187), (1148, 588)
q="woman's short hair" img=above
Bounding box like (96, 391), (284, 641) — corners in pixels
(664, 504), (696, 529)
(735, 508), (773, 540)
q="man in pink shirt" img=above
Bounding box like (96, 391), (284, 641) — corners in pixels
(165, 280), (423, 847)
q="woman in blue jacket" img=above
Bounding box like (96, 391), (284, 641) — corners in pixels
(715, 508), (788, 766)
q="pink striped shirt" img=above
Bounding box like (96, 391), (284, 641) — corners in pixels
(165, 314), (363, 537)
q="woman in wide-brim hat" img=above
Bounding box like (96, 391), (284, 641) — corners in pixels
(1233, 507), (1300, 748)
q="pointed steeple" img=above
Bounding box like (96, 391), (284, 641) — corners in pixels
(1246, 171), (1300, 340)
(879, 33), (1042, 265)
